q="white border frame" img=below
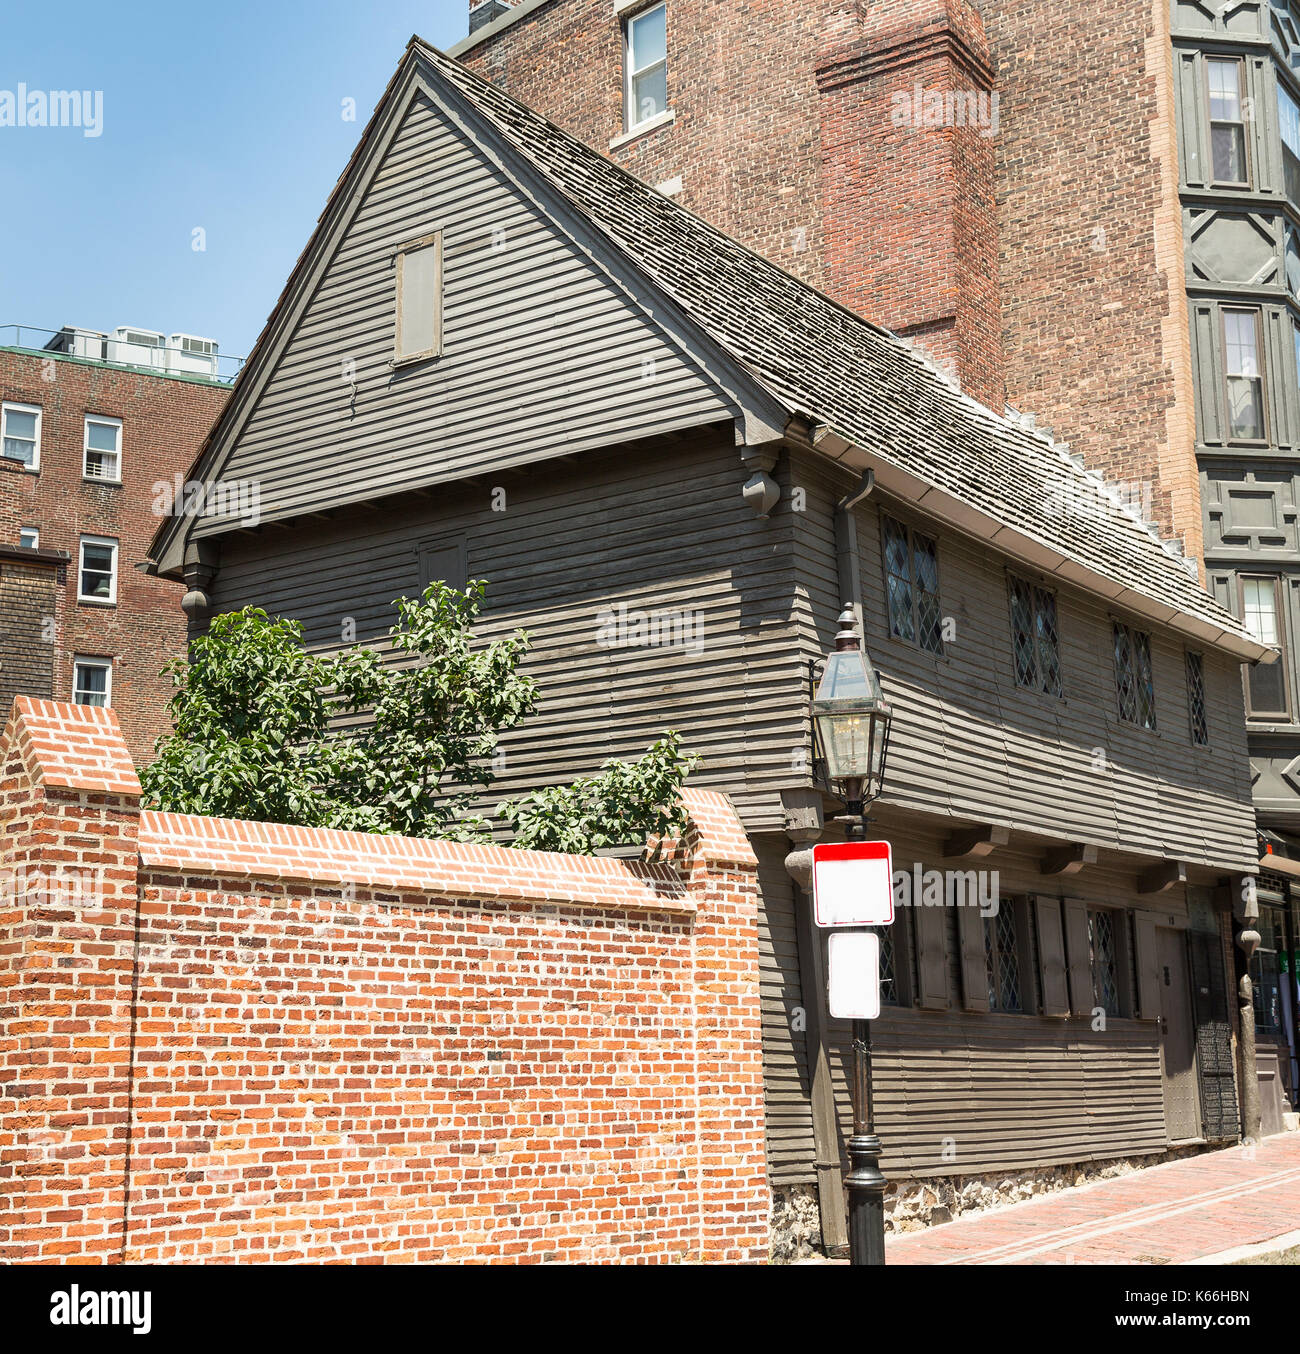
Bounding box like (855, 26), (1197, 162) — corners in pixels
(83, 413), (123, 484)
(623, 2), (668, 134)
(1, 400), (42, 471)
(72, 655), (114, 708)
(78, 534), (119, 605)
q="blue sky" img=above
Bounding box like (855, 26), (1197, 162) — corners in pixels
(1, 2), (467, 365)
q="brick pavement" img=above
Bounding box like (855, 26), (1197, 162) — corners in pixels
(884, 1134), (1300, 1265)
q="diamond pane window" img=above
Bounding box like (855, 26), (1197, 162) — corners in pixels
(984, 908), (1023, 1013)
(1113, 622), (1157, 730)
(1088, 909), (1120, 1017)
(880, 923), (898, 1006)
(882, 515), (943, 654)
(1009, 576), (1063, 697)
(1186, 651), (1209, 746)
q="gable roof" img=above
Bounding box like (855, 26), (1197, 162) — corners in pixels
(150, 38), (1267, 663)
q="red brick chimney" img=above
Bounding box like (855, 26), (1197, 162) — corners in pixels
(815, 0), (1005, 411)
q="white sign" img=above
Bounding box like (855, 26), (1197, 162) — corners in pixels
(812, 840), (895, 928)
(827, 930), (881, 1020)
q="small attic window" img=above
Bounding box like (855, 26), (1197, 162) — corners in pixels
(394, 231), (443, 365)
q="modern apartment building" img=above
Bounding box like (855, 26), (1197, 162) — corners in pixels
(451, 0), (1300, 1136)
(0, 326), (232, 762)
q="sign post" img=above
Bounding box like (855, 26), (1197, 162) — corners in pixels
(811, 837), (893, 1266)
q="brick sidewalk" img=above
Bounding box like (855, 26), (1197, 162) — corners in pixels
(883, 1134), (1300, 1265)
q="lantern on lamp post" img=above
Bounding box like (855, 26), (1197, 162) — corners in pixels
(811, 605), (894, 1267)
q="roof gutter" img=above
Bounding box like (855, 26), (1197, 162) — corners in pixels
(787, 418), (1273, 665)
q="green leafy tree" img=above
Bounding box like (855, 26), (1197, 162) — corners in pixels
(140, 581), (698, 851)
(497, 733), (700, 854)
(141, 581), (536, 836)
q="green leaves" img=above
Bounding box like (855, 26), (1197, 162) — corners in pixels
(139, 582), (698, 854)
(497, 732), (700, 854)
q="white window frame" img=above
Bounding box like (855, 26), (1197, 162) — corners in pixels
(72, 656), (113, 708)
(83, 414), (123, 483)
(393, 231), (443, 366)
(78, 534), (119, 605)
(19, 526), (39, 549)
(624, 2), (668, 133)
(2, 400), (42, 471)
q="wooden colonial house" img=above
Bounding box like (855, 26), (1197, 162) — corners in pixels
(148, 41), (1273, 1248)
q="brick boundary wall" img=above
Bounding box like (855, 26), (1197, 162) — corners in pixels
(0, 697), (768, 1264)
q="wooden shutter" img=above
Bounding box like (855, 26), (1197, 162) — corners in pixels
(1132, 912), (1161, 1020)
(1063, 899), (1093, 1016)
(956, 905), (990, 1012)
(913, 905), (950, 1009)
(1034, 897), (1070, 1016)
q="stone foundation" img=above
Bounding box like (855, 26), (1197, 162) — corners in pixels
(772, 1142), (1224, 1257)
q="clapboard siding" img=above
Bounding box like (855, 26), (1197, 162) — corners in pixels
(754, 836), (817, 1186)
(790, 450), (1256, 872)
(199, 91), (739, 531)
(209, 433), (805, 830)
(822, 816), (1171, 1177)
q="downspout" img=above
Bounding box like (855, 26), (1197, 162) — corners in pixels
(834, 470), (875, 640)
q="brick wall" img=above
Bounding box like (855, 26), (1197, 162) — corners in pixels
(0, 350), (229, 763)
(0, 697), (768, 1264)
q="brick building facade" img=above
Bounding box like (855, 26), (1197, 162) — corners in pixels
(0, 343), (229, 763)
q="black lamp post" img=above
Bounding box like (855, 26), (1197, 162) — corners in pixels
(811, 606), (893, 1267)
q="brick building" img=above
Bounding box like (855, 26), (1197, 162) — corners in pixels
(0, 332), (230, 763)
(449, 0), (1300, 1147)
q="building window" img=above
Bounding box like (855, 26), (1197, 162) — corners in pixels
(879, 921), (898, 1006)
(1240, 574), (1290, 718)
(1088, 909), (1121, 1018)
(1008, 575), (1063, 696)
(984, 908), (1023, 1013)
(1251, 901), (1285, 1035)
(624, 3), (667, 131)
(1113, 622), (1157, 729)
(72, 657), (113, 707)
(1, 401), (41, 469)
(1222, 308), (1266, 441)
(19, 526), (39, 550)
(78, 535), (118, 604)
(1281, 80), (1300, 201)
(393, 232), (443, 365)
(1207, 57), (1250, 186)
(1186, 651), (1209, 745)
(83, 415), (122, 481)
(883, 515), (944, 654)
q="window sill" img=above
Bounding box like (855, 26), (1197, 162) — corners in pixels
(83, 476), (122, 487)
(610, 108), (675, 151)
(76, 597), (117, 608)
(391, 349), (441, 370)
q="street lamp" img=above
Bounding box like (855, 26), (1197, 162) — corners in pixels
(811, 605), (893, 1267)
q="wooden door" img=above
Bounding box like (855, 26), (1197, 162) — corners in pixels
(1157, 927), (1201, 1142)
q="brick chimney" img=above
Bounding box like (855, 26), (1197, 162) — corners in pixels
(815, 0), (1005, 411)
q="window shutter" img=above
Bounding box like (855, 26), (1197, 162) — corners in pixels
(956, 905), (989, 1012)
(1034, 897), (1070, 1016)
(913, 904), (949, 1010)
(1063, 898), (1093, 1016)
(1132, 913), (1161, 1020)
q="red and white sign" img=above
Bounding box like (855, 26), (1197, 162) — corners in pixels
(811, 840), (894, 928)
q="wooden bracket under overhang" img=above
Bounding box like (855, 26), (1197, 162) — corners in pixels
(1041, 842), (1098, 876)
(1138, 859), (1188, 894)
(943, 824), (1011, 859)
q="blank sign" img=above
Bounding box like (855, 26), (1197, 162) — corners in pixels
(828, 930), (881, 1020)
(812, 840), (894, 928)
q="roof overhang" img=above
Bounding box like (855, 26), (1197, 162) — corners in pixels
(801, 424), (1272, 664)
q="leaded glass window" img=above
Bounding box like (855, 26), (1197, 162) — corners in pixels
(1186, 651), (1209, 746)
(1113, 622), (1157, 730)
(1009, 576), (1063, 696)
(984, 907), (1023, 1013)
(1089, 909), (1120, 1017)
(882, 515), (944, 655)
